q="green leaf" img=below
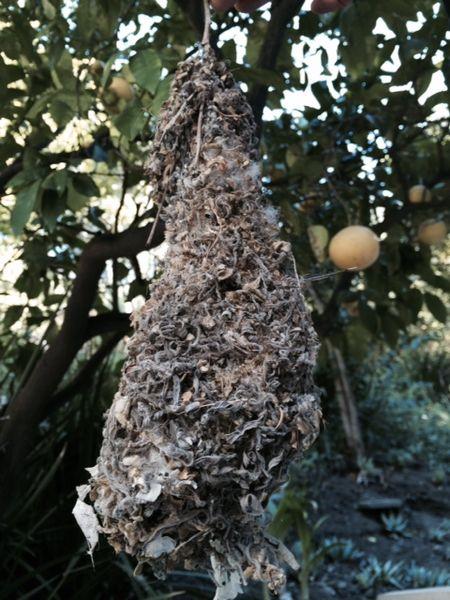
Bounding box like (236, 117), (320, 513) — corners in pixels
(7, 168), (44, 191)
(43, 170), (68, 195)
(42, 0), (56, 20)
(0, 136), (21, 169)
(51, 50), (76, 91)
(75, 0), (98, 42)
(404, 288), (423, 318)
(71, 173), (100, 197)
(11, 180), (41, 235)
(67, 180), (88, 212)
(416, 68), (435, 97)
(41, 190), (64, 232)
(4, 305), (24, 329)
(26, 91), (55, 119)
(101, 53), (119, 87)
(424, 293), (447, 323)
(152, 77), (172, 115)
(15, 270), (42, 299)
(130, 49), (162, 94)
(49, 99), (74, 127)
(0, 58), (23, 88)
(114, 100), (146, 140)
(0, 29), (21, 60)
(431, 276), (450, 293)
(339, 2), (378, 79)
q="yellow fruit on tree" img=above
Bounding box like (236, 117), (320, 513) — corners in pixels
(417, 220), (447, 245)
(408, 184), (431, 204)
(109, 77), (134, 101)
(329, 225), (380, 271)
(308, 225), (329, 263)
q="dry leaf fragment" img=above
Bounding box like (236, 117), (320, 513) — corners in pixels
(211, 555), (244, 600)
(181, 390), (193, 403)
(72, 499), (100, 558)
(144, 535), (176, 559)
(135, 482), (162, 503)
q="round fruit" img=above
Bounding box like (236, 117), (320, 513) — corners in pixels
(109, 77), (134, 101)
(329, 225), (380, 270)
(409, 184), (431, 204)
(417, 220), (447, 245)
(308, 225), (329, 263)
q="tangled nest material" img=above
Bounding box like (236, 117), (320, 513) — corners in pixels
(74, 44), (321, 600)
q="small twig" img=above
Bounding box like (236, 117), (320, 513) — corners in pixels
(202, 0), (211, 46)
(146, 199), (165, 247)
(114, 169), (128, 234)
(130, 256), (143, 283)
(194, 103), (205, 166)
(159, 93), (195, 144)
(112, 169), (129, 310)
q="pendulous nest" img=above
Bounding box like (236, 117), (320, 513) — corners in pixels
(75, 47), (321, 600)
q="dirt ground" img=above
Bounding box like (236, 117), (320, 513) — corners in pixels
(305, 466), (450, 599)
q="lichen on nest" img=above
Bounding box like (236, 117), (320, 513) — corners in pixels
(74, 46), (321, 600)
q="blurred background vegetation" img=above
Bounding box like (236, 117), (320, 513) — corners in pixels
(0, 0), (448, 598)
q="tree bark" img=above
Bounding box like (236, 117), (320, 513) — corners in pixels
(248, 0), (305, 128)
(327, 341), (366, 466)
(307, 282), (366, 466)
(49, 330), (129, 411)
(0, 223), (163, 509)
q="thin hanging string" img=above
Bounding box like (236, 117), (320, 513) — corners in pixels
(303, 267), (358, 282)
(195, 0), (210, 163)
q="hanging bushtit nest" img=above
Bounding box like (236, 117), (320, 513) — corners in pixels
(74, 37), (321, 600)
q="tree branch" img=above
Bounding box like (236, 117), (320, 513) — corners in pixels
(248, 0), (305, 128)
(86, 312), (131, 339)
(49, 331), (128, 410)
(0, 221), (164, 508)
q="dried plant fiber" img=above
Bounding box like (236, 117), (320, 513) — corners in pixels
(74, 45), (321, 599)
